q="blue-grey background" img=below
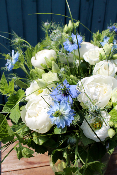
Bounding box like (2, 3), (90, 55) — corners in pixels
(0, 0), (117, 109)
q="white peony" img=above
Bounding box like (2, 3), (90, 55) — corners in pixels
(81, 111), (110, 142)
(21, 89), (54, 133)
(83, 47), (102, 65)
(78, 75), (117, 108)
(93, 60), (117, 77)
(31, 49), (57, 69)
(26, 71), (59, 100)
(25, 80), (40, 101)
(74, 42), (98, 58)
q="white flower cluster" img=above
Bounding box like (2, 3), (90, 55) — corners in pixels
(21, 50), (58, 133)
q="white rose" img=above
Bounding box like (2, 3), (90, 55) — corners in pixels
(111, 87), (117, 102)
(83, 47), (102, 65)
(74, 42), (98, 58)
(81, 111), (110, 142)
(42, 71), (59, 88)
(25, 81), (50, 101)
(31, 49), (57, 69)
(21, 90), (54, 133)
(78, 75), (117, 108)
(93, 60), (117, 77)
(25, 81), (40, 100)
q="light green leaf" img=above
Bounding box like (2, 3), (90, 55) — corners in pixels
(33, 132), (49, 145)
(9, 105), (21, 123)
(22, 147), (34, 158)
(54, 126), (67, 134)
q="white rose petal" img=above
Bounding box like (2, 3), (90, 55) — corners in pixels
(81, 111), (110, 142)
(21, 92), (54, 133)
(78, 75), (117, 108)
(83, 47), (102, 65)
(25, 80), (40, 100)
(42, 71), (59, 88)
(93, 60), (117, 77)
(31, 49), (57, 69)
(75, 42), (98, 58)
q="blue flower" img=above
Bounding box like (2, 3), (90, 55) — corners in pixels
(5, 50), (19, 71)
(48, 100), (75, 128)
(100, 36), (110, 47)
(63, 33), (83, 52)
(50, 79), (80, 104)
(108, 26), (117, 33)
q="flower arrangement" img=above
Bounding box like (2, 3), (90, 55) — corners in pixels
(1, 2), (117, 175)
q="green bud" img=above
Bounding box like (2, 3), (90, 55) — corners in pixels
(74, 21), (80, 28)
(109, 121), (114, 127)
(44, 57), (52, 68)
(108, 128), (115, 138)
(68, 20), (73, 31)
(52, 61), (59, 73)
(63, 24), (68, 33)
(40, 63), (48, 69)
(112, 54), (117, 60)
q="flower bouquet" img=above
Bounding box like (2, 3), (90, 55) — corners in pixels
(1, 2), (117, 175)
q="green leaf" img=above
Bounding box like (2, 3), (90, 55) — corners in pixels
(22, 147), (34, 158)
(80, 130), (94, 146)
(3, 89), (25, 113)
(32, 132), (49, 145)
(0, 73), (15, 95)
(15, 79), (28, 89)
(54, 126), (67, 134)
(0, 114), (14, 142)
(9, 105), (21, 123)
(80, 161), (104, 175)
(63, 167), (78, 175)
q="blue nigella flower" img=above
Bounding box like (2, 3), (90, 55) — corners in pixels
(108, 26), (117, 33)
(50, 79), (80, 104)
(63, 33), (83, 52)
(5, 50), (19, 71)
(48, 99), (75, 128)
(100, 36), (110, 47)
(100, 36), (117, 54)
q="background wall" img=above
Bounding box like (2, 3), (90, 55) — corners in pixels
(0, 0), (117, 109)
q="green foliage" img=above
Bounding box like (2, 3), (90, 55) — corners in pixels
(15, 143), (34, 159)
(0, 114), (14, 142)
(25, 47), (34, 69)
(109, 108), (117, 125)
(0, 73), (15, 95)
(3, 89), (25, 113)
(9, 105), (21, 123)
(54, 126), (67, 134)
(52, 149), (64, 164)
(32, 132), (49, 145)
(80, 161), (104, 175)
(80, 131), (94, 146)
(15, 79), (28, 89)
